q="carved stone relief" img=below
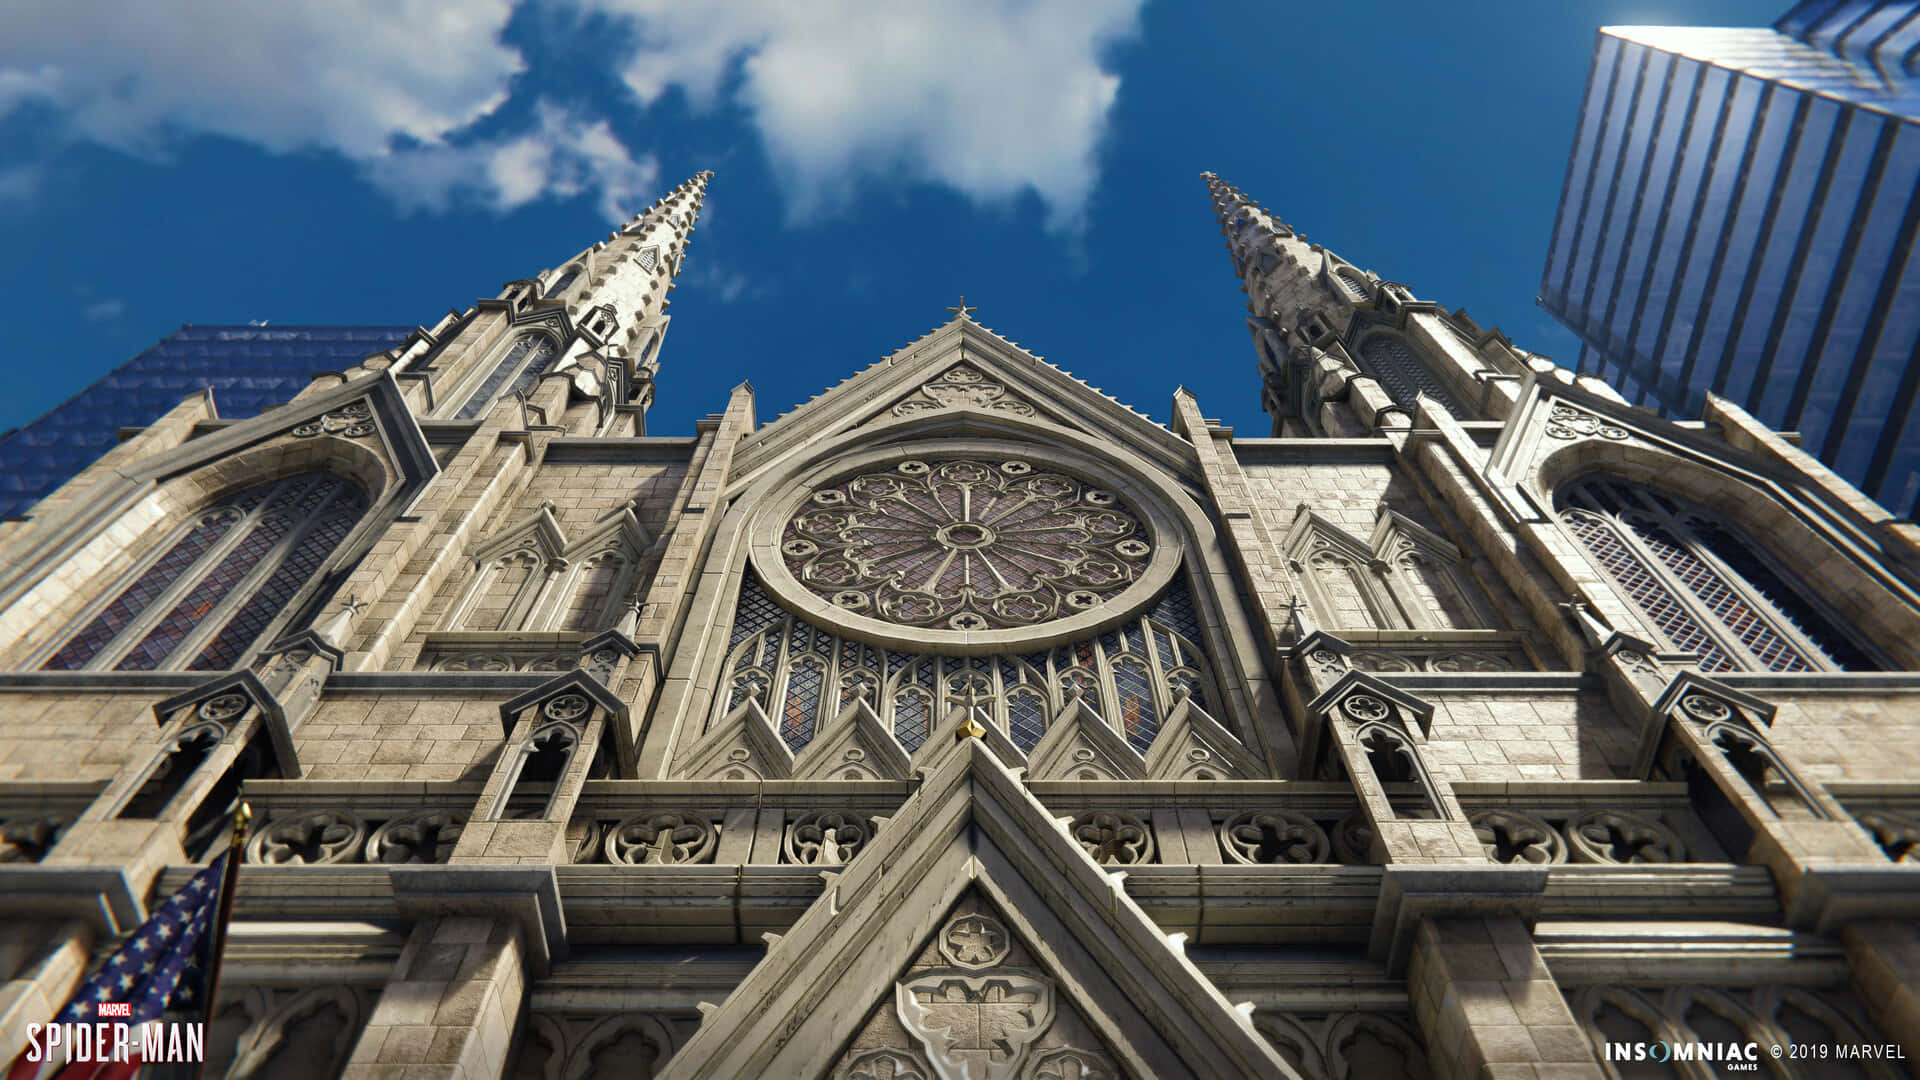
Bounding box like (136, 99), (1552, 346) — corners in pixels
(605, 811), (719, 865)
(828, 895), (1124, 1080)
(1253, 1011), (1430, 1080)
(891, 365), (1038, 419)
(245, 809), (469, 865)
(1468, 809), (1566, 864)
(782, 459), (1150, 631)
(1219, 810), (1331, 865)
(1563, 809), (1687, 864)
(202, 985), (376, 1080)
(365, 810), (465, 864)
(0, 817), (62, 863)
(784, 810), (873, 865)
(1855, 809), (1920, 862)
(1542, 403), (1627, 441)
(506, 1012), (687, 1080)
(291, 399), (377, 439)
(427, 651), (576, 673)
(1068, 811), (1154, 865)
(1567, 984), (1900, 1080)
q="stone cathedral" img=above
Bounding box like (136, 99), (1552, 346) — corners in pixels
(2, 168), (1919, 1080)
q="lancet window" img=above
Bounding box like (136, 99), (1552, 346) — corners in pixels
(1289, 511), (1487, 632)
(1557, 478), (1874, 671)
(41, 474), (366, 672)
(545, 266), (580, 298)
(716, 572), (1218, 756)
(448, 519), (642, 634)
(455, 332), (561, 420)
(1357, 334), (1460, 414)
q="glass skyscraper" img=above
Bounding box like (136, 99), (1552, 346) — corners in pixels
(1539, 0), (1920, 516)
(0, 325), (409, 519)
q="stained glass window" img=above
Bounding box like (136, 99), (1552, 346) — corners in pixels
(43, 474), (366, 672)
(1558, 478), (1871, 671)
(545, 267), (580, 298)
(455, 333), (560, 420)
(782, 458), (1151, 631)
(713, 571), (1220, 758)
(1358, 335), (1462, 414)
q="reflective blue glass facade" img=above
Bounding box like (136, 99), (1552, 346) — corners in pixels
(1541, 1), (1920, 516)
(0, 325), (410, 519)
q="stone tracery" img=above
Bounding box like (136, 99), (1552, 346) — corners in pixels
(782, 458), (1151, 632)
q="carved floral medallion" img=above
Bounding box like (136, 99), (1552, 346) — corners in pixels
(781, 459), (1151, 633)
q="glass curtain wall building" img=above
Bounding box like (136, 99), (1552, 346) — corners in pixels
(0, 325), (409, 519)
(1539, 1), (1920, 516)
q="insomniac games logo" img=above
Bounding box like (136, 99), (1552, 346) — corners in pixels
(1606, 1040), (1760, 1071)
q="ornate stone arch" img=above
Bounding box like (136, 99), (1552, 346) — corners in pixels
(1351, 330), (1463, 415)
(0, 371), (434, 669)
(444, 328), (565, 420)
(224, 985), (372, 1080)
(562, 1013), (680, 1079)
(16, 463), (375, 672)
(1529, 417), (1920, 668)
(651, 407), (1288, 779)
(1287, 508), (1393, 631)
(1666, 985), (1769, 1056)
(1546, 465), (1890, 671)
(1568, 985), (1687, 1079)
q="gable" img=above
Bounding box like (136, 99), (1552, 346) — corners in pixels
(656, 733), (1295, 1078)
(724, 317), (1197, 493)
(828, 888), (1125, 1080)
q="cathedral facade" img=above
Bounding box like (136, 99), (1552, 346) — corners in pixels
(1, 170), (1918, 1079)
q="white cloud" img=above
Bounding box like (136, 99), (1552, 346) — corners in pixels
(81, 298), (125, 322)
(572, 0), (1145, 229)
(0, 1), (1147, 229)
(0, 2), (523, 157)
(0, 1), (651, 222)
(366, 101), (660, 221)
(0, 164), (39, 204)
(687, 260), (754, 304)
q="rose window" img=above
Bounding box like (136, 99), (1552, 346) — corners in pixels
(780, 459), (1152, 631)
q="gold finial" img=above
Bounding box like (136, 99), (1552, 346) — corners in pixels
(946, 297), (977, 319)
(957, 716), (988, 741)
(232, 802), (252, 844)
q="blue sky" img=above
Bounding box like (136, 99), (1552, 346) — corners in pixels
(0, 0), (1769, 438)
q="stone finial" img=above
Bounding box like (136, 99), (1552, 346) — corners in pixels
(317, 593), (368, 649)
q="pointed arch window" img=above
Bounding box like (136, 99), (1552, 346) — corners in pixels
(545, 266), (580, 298)
(41, 474), (367, 672)
(713, 572), (1218, 756)
(455, 332), (560, 420)
(1290, 510), (1490, 632)
(447, 512), (646, 634)
(1357, 334), (1461, 415)
(1557, 478), (1875, 672)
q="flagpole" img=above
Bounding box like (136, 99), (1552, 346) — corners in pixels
(193, 802), (249, 1080)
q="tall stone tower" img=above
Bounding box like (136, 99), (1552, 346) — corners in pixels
(0, 168), (1918, 1080)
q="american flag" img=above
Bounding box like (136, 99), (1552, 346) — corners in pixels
(5, 851), (230, 1080)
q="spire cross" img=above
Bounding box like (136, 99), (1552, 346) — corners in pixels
(946, 297), (977, 319)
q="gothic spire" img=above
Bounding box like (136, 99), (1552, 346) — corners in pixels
(1202, 171), (1525, 436)
(1202, 171), (1297, 283)
(538, 169), (713, 361)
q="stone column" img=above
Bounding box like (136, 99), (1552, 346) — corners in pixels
(1407, 917), (1603, 1080)
(454, 707), (604, 865)
(342, 916), (525, 1079)
(1841, 920), (1920, 1069)
(0, 920), (94, 1065)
